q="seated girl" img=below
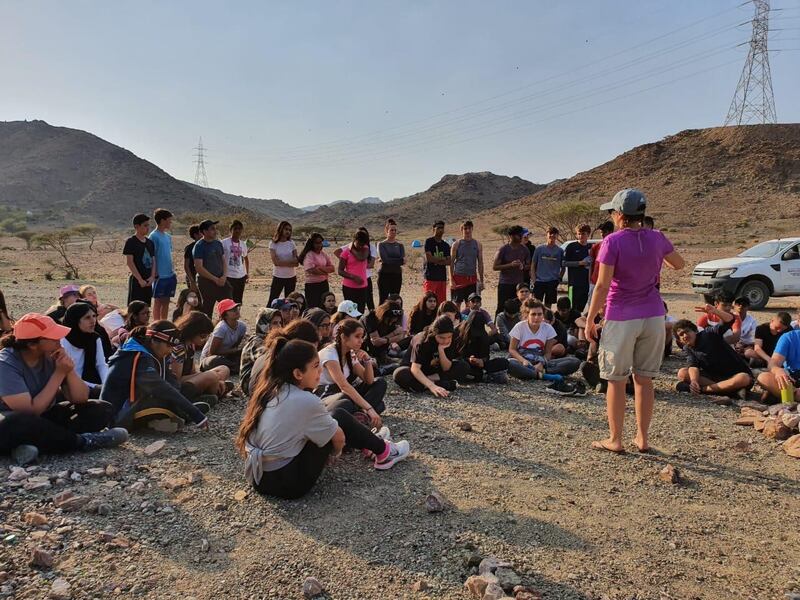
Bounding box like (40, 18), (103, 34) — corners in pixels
(61, 302), (109, 398)
(316, 318), (387, 427)
(286, 291), (307, 316)
(199, 299), (247, 374)
(331, 300), (362, 338)
(386, 293), (409, 335)
(361, 300), (406, 364)
(304, 308), (332, 349)
(76, 286), (115, 358)
(0, 314), (128, 465)
(101, 321), (209, 430)
(172, 311), (232, 402)
(172, 288), (201, 322)
(507, 299), (580, 381)
(393, 316), (469, 397)
(321, 291), (338, 316)
(437, 301), (462, 324)
(111, 301), (151, 347)
(240, 308), (283, 394)
(456, 310), (509, 383)
(236, 338), (410, 499)
(409, 291), (438, 335)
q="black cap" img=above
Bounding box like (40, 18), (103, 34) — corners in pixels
(467, 292), (481, 302)
(198, 219), (219, 231)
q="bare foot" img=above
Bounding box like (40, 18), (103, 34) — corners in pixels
(633, 434), (650, 453)
(591, 439), (626, 454)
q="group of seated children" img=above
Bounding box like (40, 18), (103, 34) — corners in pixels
(672, 290), (794, 404)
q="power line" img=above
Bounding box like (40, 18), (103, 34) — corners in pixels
(725, 0), (778, 125)
(193, 137), (209, 188)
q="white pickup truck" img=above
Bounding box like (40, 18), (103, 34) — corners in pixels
(691, 237), (800, 309)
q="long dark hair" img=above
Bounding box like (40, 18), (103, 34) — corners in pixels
(124, 301), (150, 331)
(457, 309), (487, 353)
(423, 315), (455, 345)
(174, 311), (214, 343)
(272, 221), (292, 243)
(236, 338), (318, 455)
(333, 318), (363, 372)
(172, 289), (193, 321)
(374, 301), (402, 334)
(437, 301), (461, 322)
(298, 232), (324, 264)
(410, 291), (438, 322)
(0, 289), (8, 318)
(264, 318), (319, 349)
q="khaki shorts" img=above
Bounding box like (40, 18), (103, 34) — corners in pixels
(599, 316), (666, 381)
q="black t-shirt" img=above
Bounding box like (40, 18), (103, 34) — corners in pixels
(412, 336), (459, 375)
(563, 241), (591, 287)
(424, 237), (451, 282)
(685, 321), (752, 379)
(184, 241), (197, 279)
(555, 309), (581, 332)
(123, 236), (155, 280)
(409, 310), (435, 335)
(550, 320), (568, 347)
(755, 323), (785, 356)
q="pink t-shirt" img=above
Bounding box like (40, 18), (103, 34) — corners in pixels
(340, 247), (368, 289)
(303, 250), (332, 284)
(597, 228), (674, 322)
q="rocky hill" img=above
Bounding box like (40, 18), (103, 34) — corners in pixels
(0, 121), (289, 228)
(298, 172), (545, 233)
(184, 182), (303, 221)
(483, 124), (800, 239)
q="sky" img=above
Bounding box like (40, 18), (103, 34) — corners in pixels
(1, 0), (798, 207)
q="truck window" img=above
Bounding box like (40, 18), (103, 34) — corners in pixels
(782, 245), (800, 261)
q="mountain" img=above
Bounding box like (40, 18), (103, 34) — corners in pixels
(483, 124), (800, 238)
(298, 172), (545, 232)
(184, 182), (303, 221)
(0, 120), (288, 228)
(302, 197), (384, 212)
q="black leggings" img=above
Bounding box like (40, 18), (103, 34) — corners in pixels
(496, 283), (517, 316)
(0, 401), (113, 455)
(468, 357), (509, 382)
(253, 407), (386, 499)
(393, 360), (470, 393)
(377, 271), (402, 304)
(267, 276), (297, 307)
(319, 378), (388, 415)
(366, 278), (375, 312)
(200, 352), (241, 375)
(304, 280), (330, 309)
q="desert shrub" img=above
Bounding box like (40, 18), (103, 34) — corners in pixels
(34, 231), (80, 279)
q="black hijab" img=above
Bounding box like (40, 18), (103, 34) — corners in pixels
(64, 301), (101, 384)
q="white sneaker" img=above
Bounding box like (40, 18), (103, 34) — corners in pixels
(374, 440), (410, 470)
(374, 426), (392, 441)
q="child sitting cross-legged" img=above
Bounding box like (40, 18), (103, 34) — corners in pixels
(673, 304), (753, 404)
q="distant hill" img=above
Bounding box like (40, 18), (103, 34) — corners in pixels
(184, 182), (303, 221)
(482, 124), (800, 238)
(0, 120), (290, 228)
(298, 172), (545, 232)
(302, 197), (384, 212)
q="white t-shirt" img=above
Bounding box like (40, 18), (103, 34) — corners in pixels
(222, 238), (249, 279)
(200, 320), (247, 360)
(739, 314), (757, 345)
(341, 242), (378, 278)
(318, 343), (349, 386)
(269, 240), (297, 279)
(509, 321), (557, 357)
(60, 337), (109, 388)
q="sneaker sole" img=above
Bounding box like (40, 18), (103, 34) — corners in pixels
(374, 450), (410, 470)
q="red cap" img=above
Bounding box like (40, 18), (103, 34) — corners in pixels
(13, 313), (71, 341)
(216, 299), (240, 317)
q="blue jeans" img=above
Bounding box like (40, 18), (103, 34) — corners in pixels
(508, 357), (580, 379)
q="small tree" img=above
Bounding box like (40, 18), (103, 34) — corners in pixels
(491, 225), (509, 242)
(73, 223), (102, 250)
(35, 231), (80, 279)
(14, 230), (37, 251)
(529, 201), (603, 241)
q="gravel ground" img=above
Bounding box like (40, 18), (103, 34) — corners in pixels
(1, 240), (800, 599)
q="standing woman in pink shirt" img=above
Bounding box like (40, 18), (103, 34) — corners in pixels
(300, 233), (335, 309)
(585, 190), (684, 454)
(338, 230), (371, 315)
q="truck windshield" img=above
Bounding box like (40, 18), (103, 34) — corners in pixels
(738, 241), (791, 258)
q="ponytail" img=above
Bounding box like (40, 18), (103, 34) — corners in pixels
(236, 337), (318, 455)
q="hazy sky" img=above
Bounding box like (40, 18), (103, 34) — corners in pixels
(2, 1), (798, 207)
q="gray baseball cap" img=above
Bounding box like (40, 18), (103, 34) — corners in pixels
(600, 189), (647, 216)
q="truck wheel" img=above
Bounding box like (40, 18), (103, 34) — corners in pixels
(738, 280), (770, 309)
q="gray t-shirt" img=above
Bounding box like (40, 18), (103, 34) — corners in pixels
(533, 244), (564, 283)
(244, 384), (338, 484)
(378, 241), (405, 274)
(193, 239), (225, 279)
(453, 239), (479, 276)
(200, 320), (247, 360)
(0, 348), (59, 411)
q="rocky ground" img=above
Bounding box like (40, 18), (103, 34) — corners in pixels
(2, 238), (800, 599)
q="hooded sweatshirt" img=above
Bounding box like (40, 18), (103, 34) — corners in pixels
(101, 337), (206, 427)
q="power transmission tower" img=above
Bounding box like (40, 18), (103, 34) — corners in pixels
(724, 0), (777, 126)
(193, 137), (209, 187)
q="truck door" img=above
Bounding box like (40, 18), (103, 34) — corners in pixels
(779, 244), (800, 292)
